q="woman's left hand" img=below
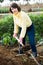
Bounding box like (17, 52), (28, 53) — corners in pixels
(19, 37), (23, 43)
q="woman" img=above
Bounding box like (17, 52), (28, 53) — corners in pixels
(10, 3), (37, 57)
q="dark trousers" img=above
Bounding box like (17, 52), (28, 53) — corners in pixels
(23, 24), (37, 52)
(19, 24), (37, 55)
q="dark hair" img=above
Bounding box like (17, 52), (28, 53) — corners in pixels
(10, 3), (21, 13)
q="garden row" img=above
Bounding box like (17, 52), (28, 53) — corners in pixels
(0, 7), (43, 13)
(0, 7), (9, 13)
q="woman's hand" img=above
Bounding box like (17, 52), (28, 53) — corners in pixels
(19, 37), (23, 43)
(13, 33), (17, 38)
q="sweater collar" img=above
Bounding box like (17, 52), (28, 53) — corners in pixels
(13, 11), (21, 17)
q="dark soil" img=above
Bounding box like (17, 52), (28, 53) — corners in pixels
(0, 45), (43, 65)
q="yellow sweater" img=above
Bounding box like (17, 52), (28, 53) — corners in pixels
(13, 11), (32, 38)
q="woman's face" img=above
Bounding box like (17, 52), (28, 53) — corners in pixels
(11, 7), (18, 14)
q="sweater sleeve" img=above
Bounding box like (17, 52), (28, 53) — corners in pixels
(14, 23), (19, 34)
(20, 23), (27, 38)
(19, 14), (27, 38)
(13, 15), (19, 34)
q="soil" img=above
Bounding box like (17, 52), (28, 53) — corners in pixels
(0, 44), (43, 65)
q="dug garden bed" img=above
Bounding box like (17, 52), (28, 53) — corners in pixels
(0, 44), (43, 65)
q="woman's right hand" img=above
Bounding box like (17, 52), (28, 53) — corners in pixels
(13, 33), (17, 38)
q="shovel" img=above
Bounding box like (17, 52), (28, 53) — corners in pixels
(15, 37), (42, 65)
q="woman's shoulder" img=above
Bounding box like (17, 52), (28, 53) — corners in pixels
(21, 11), (28, 17)
(21, 11), (26, 14)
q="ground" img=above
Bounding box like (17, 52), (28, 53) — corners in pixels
(0, 44), (43, 65)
